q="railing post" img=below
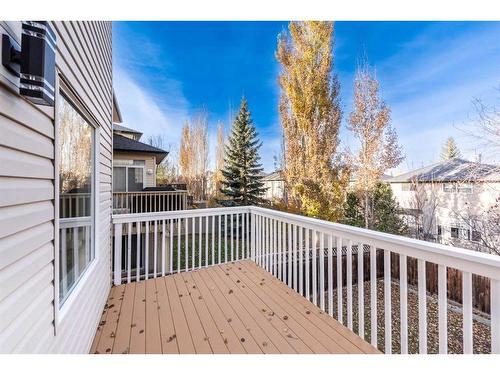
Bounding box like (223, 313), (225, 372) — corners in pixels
(114, 223), (122, 285)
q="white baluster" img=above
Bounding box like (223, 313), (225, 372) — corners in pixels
(294, 225), (298, 292)
(192, 217), (195, 269)
(145, 221), (149, 279)
(418, 258), (427, 354)
(400, 254), (408, 353)
(319, 232), (325, 311)
(384, 249), (392, 353)
(358, 243), (364, 339)
(438, 264), (447, 354)
(211, 215), (215, 265)
(463, 271), (473, 354)
(328, 234), (333, 317)
(218, 215), (222, 264)
(278, 220), (282, 281)
(347, 239), (353, 330)
(153, 221), (158, 278)
(127, 222), (132, 283)
(185, 218), (189, 272)
(137, 221), (141, 281)
(370, 245), (377, 348)
(305, 228), (310, 301)
(114, 224), (122, 285)
(161, 220), (166, 277)
(337, 236), (343, 324)
(205, 215), (209, 267)
(299, 227), (304, 296)
(169, 219), (173, 274)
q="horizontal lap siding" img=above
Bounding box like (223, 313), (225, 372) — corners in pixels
(0, 21), (112, 353)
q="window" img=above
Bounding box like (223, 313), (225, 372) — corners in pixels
(458, 183), (473, 194)
(437, 225), (442, 236)
(113, 161), (145, 192)
(113, 166), (126, 192)
(401, 183), (417, 191)
(472, 231), (481, 242)
(450, 227), (459, 238)
(58, 93), (95, 304)
(443, 183), (457, 193)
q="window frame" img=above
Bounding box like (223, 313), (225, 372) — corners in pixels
(458, 183), (474, 194)
(53, 74), (101, 330)
(113, 161), (146, 192)
(443, 183), (457, 193)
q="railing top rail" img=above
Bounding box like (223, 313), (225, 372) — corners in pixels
(112, 205), (251, 224)
(249, 206), (500, 276)
(112, 190), (188, 195)
(60, 216), (92, 229)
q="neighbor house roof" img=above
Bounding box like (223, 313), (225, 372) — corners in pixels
(113, 134), (168, 164)
(350, 172), (392, 183)
(262, 170), (284, 181)
(113, 123), (143, 136)
(385, 158), (500, 183)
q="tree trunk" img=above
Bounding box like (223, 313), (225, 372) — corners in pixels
(364, 190), (369, 229)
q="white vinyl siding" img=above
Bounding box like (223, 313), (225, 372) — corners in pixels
(0, 21), (112, 353)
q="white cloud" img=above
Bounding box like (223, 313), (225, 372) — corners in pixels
(113, 67), (189, 148)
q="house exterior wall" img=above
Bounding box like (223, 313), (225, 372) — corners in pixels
(113, 151), (157, 188)
(0, 21), (113, 353)
(389, 181), (500, 252)
(263, 179), (285, 202)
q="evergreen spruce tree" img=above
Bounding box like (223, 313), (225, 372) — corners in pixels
(220, 98), (266, 206)
(441, 137), (462, 160)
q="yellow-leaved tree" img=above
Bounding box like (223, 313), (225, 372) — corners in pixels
(348, 59), (404, 228)
(276, 21), (349, 221)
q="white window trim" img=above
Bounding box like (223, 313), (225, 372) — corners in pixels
(53, 75), (101, 333)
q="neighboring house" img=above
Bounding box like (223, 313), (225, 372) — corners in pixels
(111, 105), (187, 213)
(112, 123), (168, 192)
(1, 21), (113, 353)
(262, 170), (285, 202)
(386, 158), (500, 253)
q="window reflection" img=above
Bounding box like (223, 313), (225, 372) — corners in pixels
(58, 94), (94, 304)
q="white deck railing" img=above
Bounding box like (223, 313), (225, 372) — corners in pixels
(111, 205), (500, 354)
(112, 190), (188, 214)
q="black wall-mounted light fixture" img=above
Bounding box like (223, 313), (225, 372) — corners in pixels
(1, 21), (56, 106)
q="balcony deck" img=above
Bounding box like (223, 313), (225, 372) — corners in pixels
(91, 260), (379, 354)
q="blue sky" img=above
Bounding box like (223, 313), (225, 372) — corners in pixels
(113, 21), (500, 173)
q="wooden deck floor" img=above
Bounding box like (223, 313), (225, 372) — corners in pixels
(91, 260), (379, 354)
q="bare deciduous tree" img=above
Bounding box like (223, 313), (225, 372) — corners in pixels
(213, 121), (226, 198)
(348, 58), (404, 228)
(178, 111), (210, 201)
(406, 179), (439, 241)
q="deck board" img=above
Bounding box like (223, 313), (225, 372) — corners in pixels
(91, 260), (380, 354)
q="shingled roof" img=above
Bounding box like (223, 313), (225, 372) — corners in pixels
(385, 158), (500, 183)
(113, 123), (143, 135)
(113, 134), (168, 164)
